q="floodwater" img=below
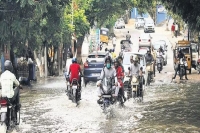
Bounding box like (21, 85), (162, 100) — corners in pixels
(15, 76), (200, 133)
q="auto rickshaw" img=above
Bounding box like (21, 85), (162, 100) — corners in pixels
(100, 28), (109, 45)
(173, 40), (192, 74)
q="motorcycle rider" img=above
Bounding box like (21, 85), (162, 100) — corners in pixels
(114, 59), (126, 103)
(0, 60), (21, 111)
(64, 53), (73, 81)
(159, 45), (164, 54)
(145, 50), (155, 77)
(128, 56), (140, 76)
(157, 48), (164, 67)
(97, 57), (119, 103)
(172, 50), (188, 80)
(117, 56), (124, 73)
(68, 57), (83, 89)
(112, 36), (116, 49)
(111, 49), (117, 60)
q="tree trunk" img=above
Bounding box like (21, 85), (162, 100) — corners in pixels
(44, 46), (48, 77)
(76, 36), (85, 65)
(34, 50), (43, 78)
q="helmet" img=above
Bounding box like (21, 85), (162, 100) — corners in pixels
(109, 49), (112, 53)
(105, 56), (112, 64)
(118, 56), (123, 60)
(4, 60), (13, 72)
(72, 57), (77, 63)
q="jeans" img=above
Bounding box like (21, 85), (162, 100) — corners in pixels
(10, 87), (20, 106)
(173, 64), (187, 79)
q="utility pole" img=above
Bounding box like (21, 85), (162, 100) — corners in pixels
(71, 0), (74, 57)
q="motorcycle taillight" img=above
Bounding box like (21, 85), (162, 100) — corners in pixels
(0, 99), (7, 106)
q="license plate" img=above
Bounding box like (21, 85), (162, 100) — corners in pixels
(91, 73), (100, 76)
(142, 39), (147, 41)
(0, 107), (7, 113)
(102, 95), (111, 98)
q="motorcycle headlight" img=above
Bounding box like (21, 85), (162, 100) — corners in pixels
(131, 76), (137, 83)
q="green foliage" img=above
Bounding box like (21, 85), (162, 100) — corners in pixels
(160, 0), (200, 31)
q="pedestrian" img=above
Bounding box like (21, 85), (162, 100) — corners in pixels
(175, 23), (179, 38)
(112, 36), (116, 50)
(171, 23), (175, 38)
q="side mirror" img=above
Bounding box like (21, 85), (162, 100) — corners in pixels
(128, 67), (131, 70)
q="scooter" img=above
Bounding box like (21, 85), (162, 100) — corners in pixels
(156, 56), (163, 73)
(179, 58), (186, 80)
(0, 86), (22, 133)
(66, 76), (82, 106)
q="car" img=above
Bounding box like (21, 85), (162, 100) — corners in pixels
(122, 52), (147, 88)
(144, 19), (155, 33)
(152, 40), (168, 65)
(135, 17), (145, 29)
(115, 21), (125, 29)
(83, 51), (106, 84)
(139, 33), (152, 47)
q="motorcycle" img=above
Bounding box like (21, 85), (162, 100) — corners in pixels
(146, 62), (154, 85)
(0, 86), (22, 133)
(126, 74), (144, 102)
(66, 76), (82, 106)
(196, 59), (200, 74)
(97, 77), (115, 113)
(156, 56), (163, 73)
(179, 58), (186, 80)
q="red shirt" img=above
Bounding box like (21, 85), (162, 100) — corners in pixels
(69, 63), (81, 82)
(171, 25), (175, 31)
(115, 66), (124, 87)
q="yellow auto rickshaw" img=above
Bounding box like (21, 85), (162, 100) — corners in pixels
(100, 28), (109, 45)
(173, 40), (192, 74)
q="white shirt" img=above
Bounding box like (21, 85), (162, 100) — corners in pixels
(112, 37), (116, 44)
(65, 58), (72, 73)
(0, 70), (19, 98)
(175, 24), (178, 31)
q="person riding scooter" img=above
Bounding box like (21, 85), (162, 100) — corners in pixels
(114, 59), (126, 103)
(145, 50), (155, 77)
(172, 50), (188, 80)
(97, 57), (119, 103)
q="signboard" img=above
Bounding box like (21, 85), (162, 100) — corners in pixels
(95, 28), (100, 45)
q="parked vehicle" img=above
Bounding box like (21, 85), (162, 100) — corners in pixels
(152, 40), (168, 65)
(0, 86), (22, 133)
(100, 28), (109, 45)
(139, 33), (152, 47)
(144, 19), (155, 33)
(115, 21), (125, 29)
(65, 77), (82, 106)
(83, 52), (106, 84)
(135, 17), (145, 29)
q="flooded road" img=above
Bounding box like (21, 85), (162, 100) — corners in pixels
(17, 76), (200, 133)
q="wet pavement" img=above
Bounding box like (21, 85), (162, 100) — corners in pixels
(17, 77), (200, 133)
(11, 21), (200, 133)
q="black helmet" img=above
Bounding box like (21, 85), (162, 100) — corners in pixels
(105, 56), (112, 64)
(114, 59), (120, 67)
(4, 60), (13, 72)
